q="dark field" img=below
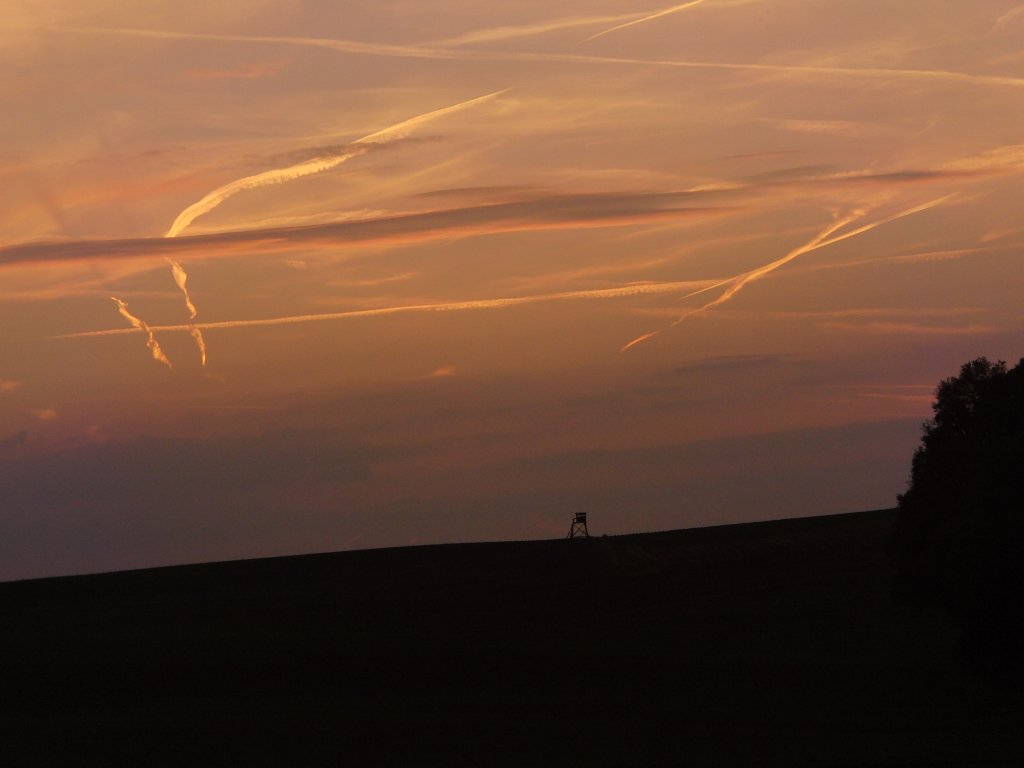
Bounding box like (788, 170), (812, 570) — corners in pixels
(2, 510), (1022, 766)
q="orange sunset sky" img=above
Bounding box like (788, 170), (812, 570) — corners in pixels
(2, 1), (1023, 580)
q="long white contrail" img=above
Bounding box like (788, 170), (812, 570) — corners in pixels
(110, 296), (172, 367)
(53, 26), (1024, 90)
(164, 149), (363, 238)
(620, 194), (957, 351)
(165, 90), (506, 238)
(586, 0), (705, 41)
(58, 279), (720, 339)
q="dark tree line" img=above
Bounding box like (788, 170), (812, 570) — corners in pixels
(895, 357), (1024, 674)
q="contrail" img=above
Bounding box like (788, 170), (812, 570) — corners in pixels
(690, 214), (857, 313)
(586, 0), (705, 41)
(620, 194), (957, 351)
(187, 325), (207, 366)
(165, 149), (365, 237)
(110, 296), (172, 367)
(58, 279), (721, 339)
(167, 259), (208, 366)
(436, 1), (719, 46)
(435, 12), (643, 46)
(168, 259), (198, 318)
(52, 26), (1024, 90)
(357, 89), (507, 144)
(165, 90), (506, 238)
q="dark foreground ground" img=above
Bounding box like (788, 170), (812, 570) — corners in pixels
(2, 510), (1022, 766)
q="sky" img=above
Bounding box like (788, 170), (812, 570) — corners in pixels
(2, 1), (1024, 580)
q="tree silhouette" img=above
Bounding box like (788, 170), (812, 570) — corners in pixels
(894, 357), (1024, 673)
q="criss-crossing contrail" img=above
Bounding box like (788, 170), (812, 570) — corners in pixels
(620, 194), (957, 352)
(586, 0), (705, 41)
(110, 296), (172, 367)
(58, 279), (720, 340)
(157, 90), (506, 366)
(165, 90), (506, 238)
(437, 1), (714, 46)
(53, 26), (1024, 91)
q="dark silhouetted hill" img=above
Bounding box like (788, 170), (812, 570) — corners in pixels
(2, 510), (1022, 766)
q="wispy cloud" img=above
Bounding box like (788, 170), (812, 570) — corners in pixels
(807, 244), (1010, 271)
(328, 272), (418, 288)
(49, 26), (1024, 90)
(168, 260), (198, 319)
(0, 380), (20, 394)
(992, 4), (1024, 32)
(435, 13), (640, 46)
(586, 0), (706, 41)
(763, 118), (887, 138)
(167, 259), (207, 366)
(822, 321), (996, 336)
(179, 59), (288, 80)
(710, 306), (984, 321)
(110, 296), (172, 367)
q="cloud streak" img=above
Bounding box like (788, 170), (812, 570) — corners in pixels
(1, 192), (739, 268)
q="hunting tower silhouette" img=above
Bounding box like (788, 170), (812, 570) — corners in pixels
(567, 511), (589, 539)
